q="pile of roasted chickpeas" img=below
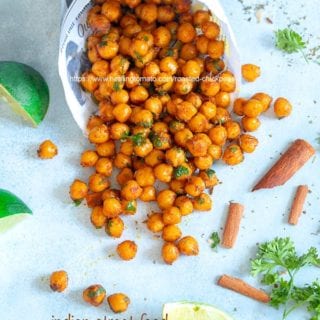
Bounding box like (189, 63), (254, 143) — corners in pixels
(69, 0), (292, 273)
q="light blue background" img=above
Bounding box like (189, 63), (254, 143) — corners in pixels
(0, 1), (320, 319)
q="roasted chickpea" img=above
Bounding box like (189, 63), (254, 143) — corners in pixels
(274, 97), (292, 118)
(172, 163), (192, 181)
(175, 101), (197, 122)
(123, 0), (141, 9)
(110, 123), (130, 140)
(102, 189), (121, 201)
(219, 70), (236, 92)
(111, 103), (131, 123)
(108, 293), (131, 313)
(70, 179), (88, 201)
(186, 92), (202, 108)
(122, 199), (137, 215)
(169, 120), (185, 134)
(106, 216), (124, 238)
(83, 284), (106, 307)
(174, 195), (193, 216)
(160, 57), (178, 75)
(252, 92), (272, 112)
(50, 270), (68, 292)
(154, 163), (173, 183)
(91, 206), (107, 228)
(207, 40), (224, 59)
(95, 157), (113, 176)
(110, 55), (130, 74)
(199, 101), (217, 120)
(184, 176), (205, 197)
(155, 72), (174, 92)
(243, 99), (263, 118)
(233, 98), (246, 116)
(103, 197), (122, 218)
(222, 144), (244, 166)
(86, 192), (103, 208)
(193, 10), (211, 26)
(111, 90), (129, 105)
(194, 154), (214, 170)
(162, 224), (182, 242)
(213, 107), (231, 125)
(162, 242), (179, 265)
(131, 109), (153, 127)
(117, 240), (137, 260)
(241, 116), (261, 132)
(153, 26), (171, 48)
(144, 149), (165, 167)
(177, 22), (196, 43)
(140, 186), (156, 201)
(208, 126), (227, 146)
(119, 140), (133, 156)
(173, 77), (193, 95)
(147, 212), (164, 233)
(144, 97), (163, 117)
(89, 173), (110, 193)
(101, 0), (121, 22)
(99, 100), (114, 122)
(182, 60), (201, 78)
(242, 64), (261, 82)
(125, 69), (140, 88)
(114, 152), (132, 169)
(80, 150), (99, 167)
(81, 71), (98, 93)
(157, 5), (175, 23)
(188, 113), (210, 133)
(37, 140), (58, 159)
(186, 134), (209, 157)
(143, 61), (160, 78)
(133, 138), (154, 157)
(92, 60), (110, 77)
(201, 21), (220, 39)
(205, 57), (225, 75)
(177, 236), (199, 256)
(87, 115), (104, 131)
(193, 192), (212, 211)
(96, 140), (116, 157)
(162, 206), (181, 225)
(199, 169), (219, 189)
(239, 134), (259, 153)
(121, 180), (143, 200)
(123, 23), (142, 38)
(89, 124), (109, 144)
(215, 91), (231, 108)
(196, 35), (209, 54)
(180, 43), (198, 60)
(130, 39), (149, 59)
(157, 189), (177, 209)
(169, 179), (186, 195)
(97, 40), (119, 60)
(224, 121), (241, 140)
(135, 166), (155, 186)
(164, 147), (185, 167)
(207, 144), (222, 160)
(130, 86), (149, 104)
(200, 77), (220, 97)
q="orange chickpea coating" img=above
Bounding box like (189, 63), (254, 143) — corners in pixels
(110, 123), (130, 140)
(83, 284), (106, 307)
(182, 60), (201, 78)
(208, 126), (227, 146)
(199, 101), (217, 120)
(177, 22), (196, 43)
(162, 224), (182, 242)
(252, 92), (272, 112)
(81, 150), (99, 167)
(160, 57), (178, 75)
(95, 157), (113, 176)
(121, 180), (143, 200)
(106, 216), (124, 238)
(222, 144), (244, 166)
(157, 189), (177, 209)
(101, 0), (121, 22)
(91, 206), (107, 229)
(243, 99), (263, 118)
(241, 116), (261, 132)
(207, 40), (224, 59)
(215, 91), (231, 108)
(130, 86), (149, 104)
(147, 212), (165, 233)
(199, 169), (219, 189)
(165, 147), (186, 167)
(186, 134), (209, 157)
(70, 179), (88, 201)
(50, 270), (68, 292)
(200, 77), (220, 97)
(242, 64), (261, 82)
(188, 113), (210, 133)
(274, 97), (292, 118)
(81, 71), (98, 93)
(196, 35), (209, 54)
(37, 140), (58, 159)
(145, 149), (165, 167)
(162, 242), (180, 265)
(174, 196), (193, 216)
(96, 140), (116, 157)
(154, 163), (173, 183)
(139, 186), (156, 202)
(213, 107), (231, 125)
(103, 197), (122, 218)
(224, 121), (241, 140)
(193, 193), (212, 211)
(239, 134), (259, 153)
(89, 124), (109, 144)
(162, 206), (182, 225)
(201, 21), (220, 39)
(135, 166), (155, 186)
(177, 236), (199, 256)
(219, 71), (236, 92)
(153, 26), (171, 48)
(193, 10), (211, 26)
(169, 179), (186, 195)
(194, 154), (213, 170)
(184, 176), (206, 197)
(207, 144), (222, 160)
(117, 240), (138, 260)
(87, 115), (104, 131)
(122, 199), (137, 215)
(233, 98), (246, 116)
(89, 173), (110, 192)
(108, 293), (131, 313)
(112, 103), (132, 123)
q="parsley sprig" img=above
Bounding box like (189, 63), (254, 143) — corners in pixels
(275, 28), (307, 61)
(251, 237), (320, 320)
(209, 232), (220, 250)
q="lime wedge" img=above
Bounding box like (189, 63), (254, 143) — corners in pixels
(0, 189), (32, 233)
(163, 302), (233, 320)
(0, 61), (49, 126)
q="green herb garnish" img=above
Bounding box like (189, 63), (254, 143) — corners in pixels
(126, 201), (136, 212)
(166, 48), (174, 57)
(275, 28), (307, 61)
(87, 286), (106, 298)
(120, 131), (130, 141)
(113, 81), (121, 92)
(134, 51), (144, 64)
(209, 232), (220, 250)
(99, 40), (108, 47)
(251, 237), (320, 320)
(206, 169), (216, 178)
(130, 133), (146, 146)
(149, 131), (162, 148)
(73, 199), (82, 207)
(229, 146), (238, 153)
(173, 165), (189, 178)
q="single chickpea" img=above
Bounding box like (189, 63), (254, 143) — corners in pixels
(145, 149), (165, 167)
(274, 97), (292, 118)
(83, 284), (106, 307)
(162, 242), (179, 265)
(157, 189), (177, 209)
(200, 77), (220, 97)
(213, 107), (231, 125)
(207, 40), (225, 59)
(185, 176), (205, 197)
(177, 22), (196, 43)
(110, 123), (130, 140)
(103, 197), (122, 218)
(177, 236), (199, 256)
(153, 26), (172, 48)
(130, 39), (149, 58)
(117, 240), (137, 260)
(89, 124), (109, 144)
(201, 21), (220, 39)
(99, 100), (115, 122)
(130, 86), (149, 104)
(87, 115), (104, 131)
(175, 101), (197, 122)
(91, 206), (107, 228)
(136, 31), (154, 48)
(208, 126), (227, 146)
(157, 5), (175, 23)
(97, 40), (119, 60)
(131, 109), (153, 128)
(193, 10), (211, 26)
(111, 103), (132, 123)
(147, 212), (165, 233)
(165, 147), (186, 167)
(125, 69), (140, 88)
(193, 193), (212, 211)
(96, 140), (116, 157)
(86, 192), (103, 208)
(182, 60), (201, 78)
(207, 144), (222, 160)
(101, 0), (121, 22)
(133, 138), (154, 157)
(196, 35), (209, 54)
(143, 61), (160, 78)
(233, 98), (246, 116)
(155, 72), (174, 92)
(162, 206), (182, 225)
(193, 154), (214, 170)
(123, 0), (141, 9)
(169, 120), (185, 134)
(219, 71), (236, 92)
(199, 169), (219, 189)
(102, 189), (121, 201)
(199, 101), (217, 120)
(205, 57), (225, 75)
(188, 113), (210, 133)
(145, 97), (163, 118)
(81, 71), (98, 93)
(92, 60), (109, 78)
(89, 173), (110, 193)
(154, 163), (173, 183)
(139, 186), (156, 202)
(159, 57), (178, 75)
(174, 128), (194, 148)
(252, 92), (272, 112)
(242, 64), (261, 82)
(222, 144), (244, 166)
(114, 152), (132, 169)
(106, 216), (124, 238)
(173, 77), (193, 95)
(224, 121), (241, 140)
(241, 116), (261, 132)
(70, 179), (88, 201)
(243, 99), (263, 118)
(173, 163), (192, 181)
(174, 196), (193, 216)
(239, 134), (259, 153)
(180, 43), (198, 60)
(121, 180), (143, 200)
(135, 166), (155, 187)
(80, 150), (99, 167)
(95, 158), (113, 176)
(169, 179), (186, 195)
(36, 140), (59, 162)
(50, 270), (68, 292)
(162, 224), (182, 242)
(215, 91), (231, 108)
(139, 3), (158, 24)
(110, 55), (130, 74)
(186, 134), (209, 157)
(108, 293), (131, 313)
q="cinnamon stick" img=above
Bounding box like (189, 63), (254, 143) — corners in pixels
(218, 274), (270, 303)
(288, 185), (308, 225)
(222, 202), (244, 248)
(252, 139), (315, 191)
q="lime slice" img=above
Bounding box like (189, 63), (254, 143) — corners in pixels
(163, 302), (233, 320)
(0, 189), (32, 233)
(0, 61), (49, 126)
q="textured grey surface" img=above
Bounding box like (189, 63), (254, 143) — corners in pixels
(0, 1), (320, 320)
